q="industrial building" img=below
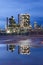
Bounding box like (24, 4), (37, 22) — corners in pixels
(18, 13), (30, 27)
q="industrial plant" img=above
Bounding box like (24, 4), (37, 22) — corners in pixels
(0, 13), (43, 35)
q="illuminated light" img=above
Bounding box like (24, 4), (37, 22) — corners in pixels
(29, 25), (32, 28)
(26, 16), (29, 18)
(13, 30), (15, 32)
(18, 45), (30, 55)
(22, 16), (24, 18)
(6, 30), (10, 33)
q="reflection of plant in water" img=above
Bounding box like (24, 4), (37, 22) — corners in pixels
(7, 44), (16, 52)
(20, 45), (30, 54)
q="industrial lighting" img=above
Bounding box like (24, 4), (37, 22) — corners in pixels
(13, 30), (15, 32)
(14, 31), (15, 32)
(6, 30), (10, 33)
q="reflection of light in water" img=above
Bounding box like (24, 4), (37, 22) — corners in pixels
(18, 39), (32, 55)
(18, 39), (32, 46)
(0, 39), (13, 42)
(18, 45), (30, 55)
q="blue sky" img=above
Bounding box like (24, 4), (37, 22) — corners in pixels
(0, 0), (43, 29)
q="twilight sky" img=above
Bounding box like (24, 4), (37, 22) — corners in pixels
(0, 0), (43, 29)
